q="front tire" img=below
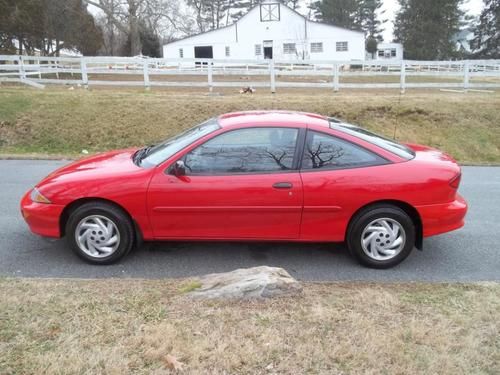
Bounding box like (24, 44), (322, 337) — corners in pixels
(347, 205), (415, 269)
(66, 202), (134, 264)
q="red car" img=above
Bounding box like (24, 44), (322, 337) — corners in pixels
(21, 111), (467, 268)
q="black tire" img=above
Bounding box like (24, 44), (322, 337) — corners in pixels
(65, 201), (134, 265)
(347, 204), (415, 269)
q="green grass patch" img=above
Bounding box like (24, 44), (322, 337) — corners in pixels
(0, 92), (32, 123)
(0, 86), (499, 163)
(179, 280), (202, 293)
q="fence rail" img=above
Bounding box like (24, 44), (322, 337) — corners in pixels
(1, 55), (500, 92)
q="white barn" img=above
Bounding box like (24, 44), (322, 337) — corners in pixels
(163, 1), (365, 62)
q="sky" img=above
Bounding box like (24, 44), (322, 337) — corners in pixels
(379, 0), (484, 41)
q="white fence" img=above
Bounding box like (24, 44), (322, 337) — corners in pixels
(1, 55), (500, 92)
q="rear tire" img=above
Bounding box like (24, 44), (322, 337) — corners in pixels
(66, 202), (134, 265)
(347, 205), (415, 269)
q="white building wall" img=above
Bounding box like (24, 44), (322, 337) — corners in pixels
(163, 25), (237, 60)
(163, 2), (365, 63)
(305, 22), (365, 61)
(369, 42), (404, 60)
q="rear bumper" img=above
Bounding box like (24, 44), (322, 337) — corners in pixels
(20, 191), (64, 238)
(417, 194), (468, 237)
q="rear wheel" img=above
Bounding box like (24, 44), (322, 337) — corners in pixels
(347, 205), (415, 269)
(66, 202), (134, 264)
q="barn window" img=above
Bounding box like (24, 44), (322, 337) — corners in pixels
(260, 3), (280, 22)
(179, 48), (183, 58)
(311, 42), (323, 53)
(283, 43), (296, 54)
(378, 50), (384, 57)
(225, 46), (230, 57)
(336, 41), (348, 52)
(255, 44), (262, 56)
(391, 49), (397, 57)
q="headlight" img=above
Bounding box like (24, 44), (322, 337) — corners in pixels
(30, 188), (51, 204)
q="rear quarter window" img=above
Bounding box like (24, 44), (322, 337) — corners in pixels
(330, 121), (415, 160)
(301, 131), (388, 170)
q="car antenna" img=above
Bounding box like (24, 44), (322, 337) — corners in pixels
(393, 87), (403, 140)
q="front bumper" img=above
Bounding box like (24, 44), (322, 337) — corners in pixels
(20, 191), (64, 238)
(417, 194), (468, 238)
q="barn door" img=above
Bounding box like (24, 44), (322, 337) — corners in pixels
(263, 40), (273, 59)
(194, 46), (213, 66)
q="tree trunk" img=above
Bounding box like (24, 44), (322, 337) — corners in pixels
(128, 0), (141, 56)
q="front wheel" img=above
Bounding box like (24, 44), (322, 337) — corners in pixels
(66, 202), (134, 264)
(347, 205), (415, 269)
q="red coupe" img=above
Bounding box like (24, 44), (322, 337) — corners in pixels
(21, 111), (467, 268)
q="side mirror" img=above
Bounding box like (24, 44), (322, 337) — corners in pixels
(171, 160), (186, 177)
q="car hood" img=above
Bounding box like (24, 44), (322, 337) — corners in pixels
(30, 147), (156, 206)
(37, 148), (142, 187)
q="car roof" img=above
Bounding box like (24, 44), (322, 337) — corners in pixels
(217, 111), (330, 128)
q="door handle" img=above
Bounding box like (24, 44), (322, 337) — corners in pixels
(273, 182), (293, 189)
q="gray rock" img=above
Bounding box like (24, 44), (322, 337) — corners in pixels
(189, 266), (302, 299)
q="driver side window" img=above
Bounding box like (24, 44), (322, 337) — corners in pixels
(184, 127), (298, 174)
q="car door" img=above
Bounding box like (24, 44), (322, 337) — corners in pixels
(299, 129), (390, 242)
(147, 126), (304, 239)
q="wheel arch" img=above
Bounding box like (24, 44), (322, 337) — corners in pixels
(347, 199), (423, 250)
(59, 197), (143, 246)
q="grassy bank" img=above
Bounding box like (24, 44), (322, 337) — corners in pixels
(0, 278), (499, 374)
(0, 86), (499, 163)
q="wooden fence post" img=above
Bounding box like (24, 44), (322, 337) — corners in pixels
(463, 60), (470, 91)
(270, 60), (276, 93)
(81, 58), (88, 88)
(37, 58), (41, 79)
(333, 63), (339, 92)
(143, 60), (150, 90)
(18, 55), (26, 80)
(400, 60), (406, 94)
(207, 62), (213, 92)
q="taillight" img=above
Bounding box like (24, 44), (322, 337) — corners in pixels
(449, 173), (461, 189)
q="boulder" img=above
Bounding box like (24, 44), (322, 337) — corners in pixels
(189, 266), (302, 299)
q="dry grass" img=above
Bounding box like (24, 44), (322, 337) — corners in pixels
(0, 86), (499, 163)
(0, 278), (499, 374)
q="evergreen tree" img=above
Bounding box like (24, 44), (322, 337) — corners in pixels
(393, 0), (465, 60)
(360, 0), (385, 41)
(0, 0), (102, 55)
(473, 0), (499, 58)
(310, 0), (362, 30)
(125, 21), (161, 57)
(365, 35), (378, 58)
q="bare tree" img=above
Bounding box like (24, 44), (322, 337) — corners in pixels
(83, 0), (189, 56)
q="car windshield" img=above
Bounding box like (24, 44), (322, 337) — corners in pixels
(138, 118), (220, 168)
(330, 120), (415, 160)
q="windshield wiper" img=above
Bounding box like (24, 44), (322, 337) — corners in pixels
(133, 145), (155, 165)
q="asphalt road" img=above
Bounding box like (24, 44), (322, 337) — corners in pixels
(1, 160), (499, 281)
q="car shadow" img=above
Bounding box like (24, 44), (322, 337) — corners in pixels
(122, 240), (366, 279)
(5, 230), (455, 281)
